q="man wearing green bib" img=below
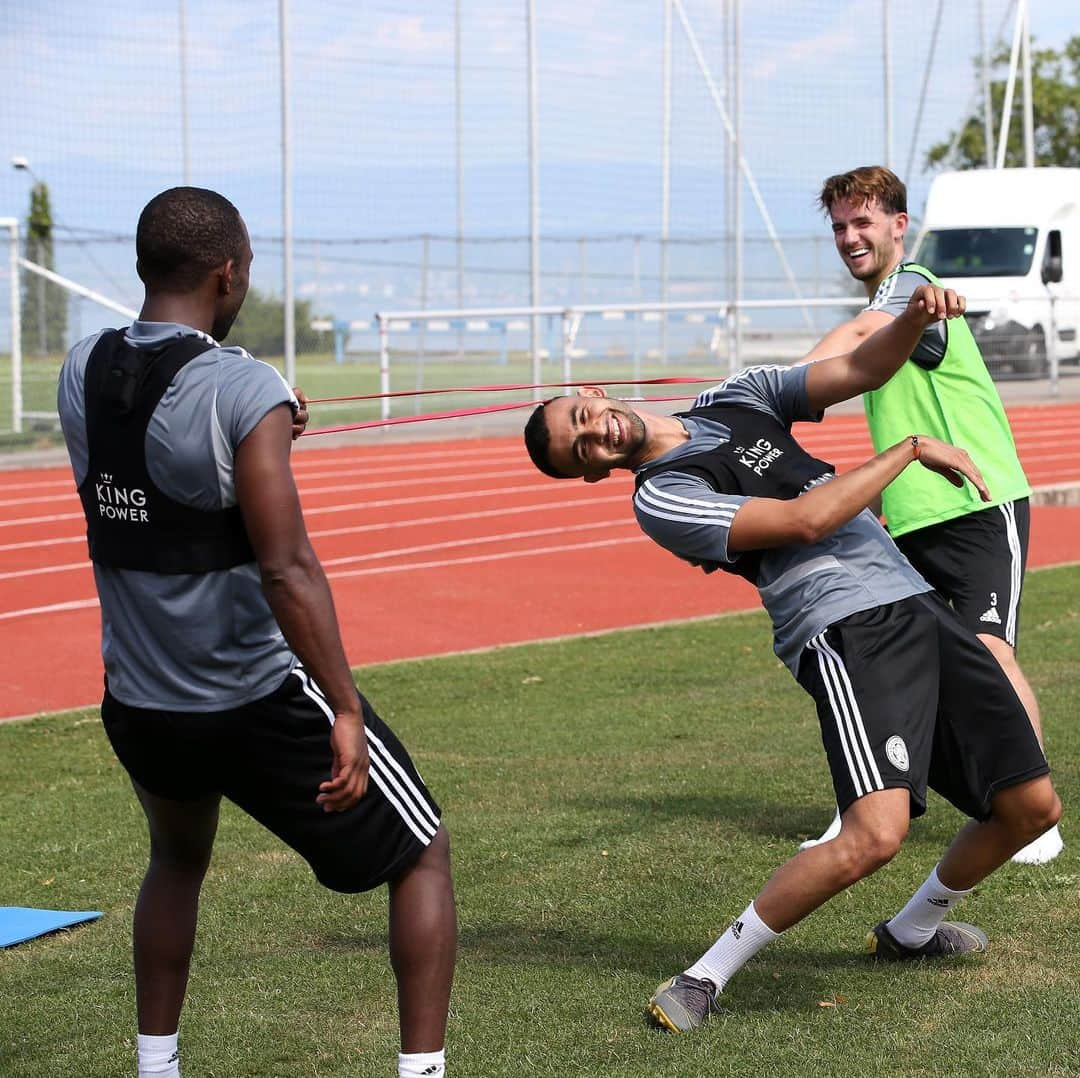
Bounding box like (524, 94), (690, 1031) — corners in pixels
(799, 165), (1062, 864)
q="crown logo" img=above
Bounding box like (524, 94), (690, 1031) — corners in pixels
(100, 473), (113, 483)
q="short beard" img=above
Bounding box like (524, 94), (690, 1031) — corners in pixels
(622, 408), (647, 463)
(210, 314), (236, 342)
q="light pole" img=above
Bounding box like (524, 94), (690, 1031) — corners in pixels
(12, 154), (130, 309)
(11, 156), (47, 356)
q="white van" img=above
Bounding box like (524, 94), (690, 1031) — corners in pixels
(914, 167), (1080, 376)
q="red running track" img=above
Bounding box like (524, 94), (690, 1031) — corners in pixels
(3, 403), (1080, 720)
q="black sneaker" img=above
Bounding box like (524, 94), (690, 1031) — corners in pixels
(866, 919), (989, 959)
(647, 973), (721, 1033)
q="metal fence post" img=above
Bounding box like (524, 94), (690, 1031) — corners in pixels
(3, 220), (22, 434)
(378, 315), (391, 421)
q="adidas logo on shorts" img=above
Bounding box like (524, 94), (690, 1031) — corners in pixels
(979, 606), (1002, 625)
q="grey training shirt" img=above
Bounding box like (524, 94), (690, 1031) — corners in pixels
(632, 365), (932, 673)
(58, 321), (299, 710)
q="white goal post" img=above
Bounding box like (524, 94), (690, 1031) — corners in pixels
(372, 297), (869, 421)
(1, 218), (137, 434)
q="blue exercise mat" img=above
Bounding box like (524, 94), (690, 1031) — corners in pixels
(0, 907), (102, 948)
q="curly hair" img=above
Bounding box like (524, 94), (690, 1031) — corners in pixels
(136, 187), (246, 292)
(818, 166), (907, 217)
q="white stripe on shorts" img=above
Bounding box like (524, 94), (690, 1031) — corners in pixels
(807, 633), (884, 799)
(998, 501), (1022, 647)
(290, 666), (438, 844)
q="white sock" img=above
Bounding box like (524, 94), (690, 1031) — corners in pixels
(685, 901), (781, 992)
(137, 1033), (180, 1077)
(399, 1048), (445, 1077)
(887, 865), (973, 948)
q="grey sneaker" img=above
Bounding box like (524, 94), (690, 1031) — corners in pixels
(647, 973), (721, 1033)
(866, 919), (989, 959)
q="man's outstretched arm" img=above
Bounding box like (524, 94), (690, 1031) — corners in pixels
(799, 309), (891, 363)
(727, 434), (988, 554)
(803, 284), (963, 413)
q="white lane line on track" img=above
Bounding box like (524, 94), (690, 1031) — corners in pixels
(0, 534), (84, 553)
(0, 597), (100, 621)
(0, 466), (540, 510)
(1, 405), (1077, 488)
(0, 478), (75, 495)
(285, 406), (1080, 465)
(0, 535), (650, 620)
(0, 493), (629, 554)
(0, 481), (584, 528)
(8, 475), (1080, 572)
(5, 418), (1079, 511)
(7, 441), (1080, 538)
(11, 430), (1080, 515)
(324, 535), (648, 580)
(289, 441), (518, 469)
(302, 482), (626, 517)
(0, 511), (83, 530)
(0, 560), (91, 581)
(296, 467), (533, 498)
(320, 518), (635, 567)
(0, 493), (83, 509)
(268, 459), (526, 484)
(0, 511), (634, 581)
(308, 494), (627, 541)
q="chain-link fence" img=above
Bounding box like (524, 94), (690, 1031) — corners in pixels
(2, 0), (1072, 436)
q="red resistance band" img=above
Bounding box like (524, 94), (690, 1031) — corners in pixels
(305, 375), (717, 406)
(302, 394), (701, 438)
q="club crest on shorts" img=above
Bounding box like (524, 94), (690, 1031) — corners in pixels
(885, 735), (910, 772)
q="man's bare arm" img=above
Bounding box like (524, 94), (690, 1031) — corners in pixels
(803, 285), (964, 414)
(798, 309), (891, 364)
(727, 435), (988, 554)
(234, 404), (368, 812)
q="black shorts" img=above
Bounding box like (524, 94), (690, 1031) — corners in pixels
(795, 593), (1047, 821)
(101, 667), (441, 893)
(894, 499), (1029, 647)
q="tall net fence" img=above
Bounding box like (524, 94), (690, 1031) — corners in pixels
(1, 0), (1061, 435)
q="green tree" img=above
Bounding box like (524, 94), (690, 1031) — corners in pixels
(228, 287), (328, 358)
(926, 35), (1080, 170)
(21, 182), (68, 356)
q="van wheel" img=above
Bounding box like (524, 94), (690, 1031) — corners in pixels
(1014, 326), (1048, 377)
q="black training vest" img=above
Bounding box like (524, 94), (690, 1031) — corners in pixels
(634, 403), (834, 584)
(76, 329), (256, 574)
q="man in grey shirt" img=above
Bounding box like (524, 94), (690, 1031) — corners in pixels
(523, 284), (1060, 1034)
(58, 188), (455, 1078)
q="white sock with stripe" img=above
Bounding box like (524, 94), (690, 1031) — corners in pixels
(684, 901), (781, 991)
(137, 1033), (180, 1077)
(399, 1048), (445, 1076)
(886, 865), (973, 948)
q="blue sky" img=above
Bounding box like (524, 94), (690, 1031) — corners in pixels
(1, 0), (1077, 326)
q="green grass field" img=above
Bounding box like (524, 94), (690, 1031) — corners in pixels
(2, 567), (1079, 1077)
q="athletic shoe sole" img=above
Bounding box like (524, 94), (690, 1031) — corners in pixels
(646, 998), (685, 1034)
(646, 975), (720, 1033)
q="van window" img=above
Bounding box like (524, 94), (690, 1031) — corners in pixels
(919, 227), (1038, 277)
